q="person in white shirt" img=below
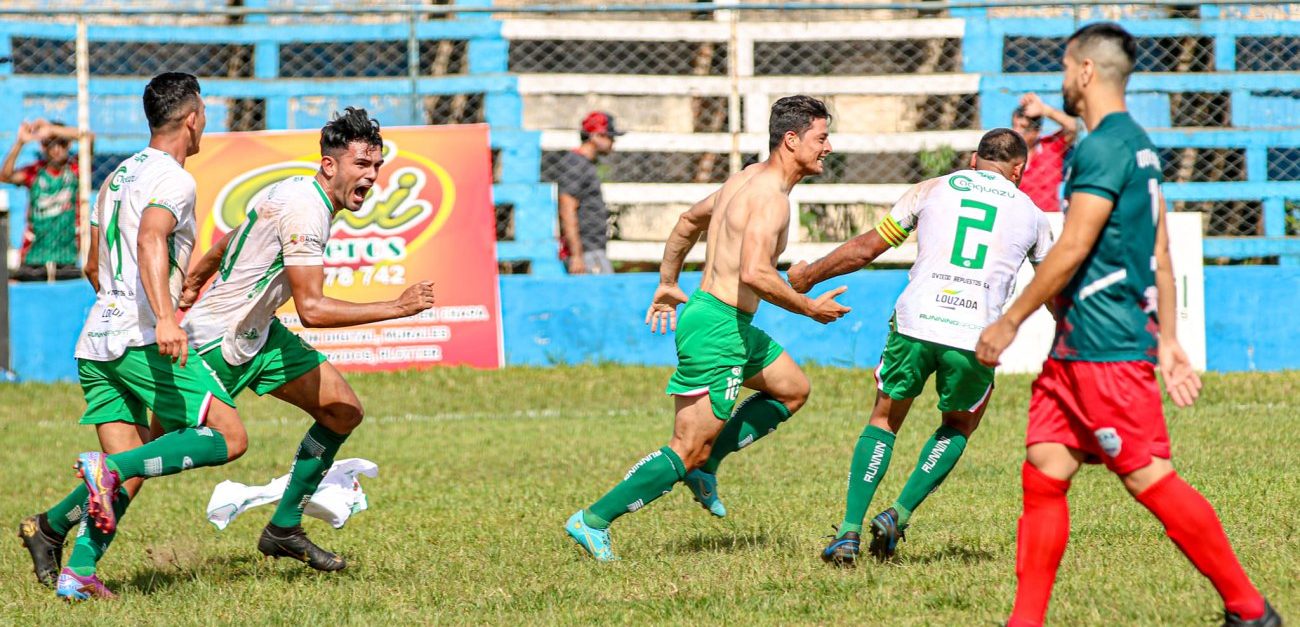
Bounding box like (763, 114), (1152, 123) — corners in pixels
(788, 128), (1053, 566)
(20, 73), (253, 601)
(180, 107), (434, 571)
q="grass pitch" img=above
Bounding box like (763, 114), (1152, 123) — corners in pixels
(1, 366), (1296, 625)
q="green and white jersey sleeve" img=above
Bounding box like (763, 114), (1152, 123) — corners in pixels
(75, 148), (198, 361)
(888, 170), (1053, 351)
(183, 176), (334, 366)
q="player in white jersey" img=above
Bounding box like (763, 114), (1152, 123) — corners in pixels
(787, 129), (1053, 566)
(179, 108), (434, 571)
(19, 73), (253, 601)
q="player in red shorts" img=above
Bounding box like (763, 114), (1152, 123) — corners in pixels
(976, 23), (1281, 627)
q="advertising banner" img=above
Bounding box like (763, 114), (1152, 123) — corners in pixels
(187, 124), (502, 370)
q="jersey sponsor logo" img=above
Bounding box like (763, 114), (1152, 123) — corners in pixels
(107, 165), (129, 192)
(1136, 149), (1160, 170)
(919, 312), (985, 330)
(862, 441), (888, 484)
(936, 288), (979, 311)
(100, 302), (124, 319)
(949, 174), (1015, 198)
(1094, 427), (1123, 457)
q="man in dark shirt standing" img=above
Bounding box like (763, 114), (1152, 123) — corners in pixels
(554, 111), (622, 274)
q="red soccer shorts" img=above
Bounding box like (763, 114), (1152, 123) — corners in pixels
(1026, 357), (1171, 475)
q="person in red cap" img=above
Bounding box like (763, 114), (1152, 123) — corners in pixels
(551, 111), (624, 274)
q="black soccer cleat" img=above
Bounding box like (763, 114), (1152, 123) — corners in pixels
(820, 530), (861, 568)
(18, 513), (66, 586)
(257, 524), (347, 572)
(867, 507), (907, 561)
(1223, 600), (1282, 627)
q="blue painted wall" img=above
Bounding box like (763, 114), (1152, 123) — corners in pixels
(8, 266), (1298, 382)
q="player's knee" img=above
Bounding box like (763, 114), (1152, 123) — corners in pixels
(1118, 457), (1175, 496)
(320, 402), (364, 434)
(668, 438), (711, 471)
(778, 377), (811, 414)
(941, 412), (982, 437)
(220, 428), (248, 461)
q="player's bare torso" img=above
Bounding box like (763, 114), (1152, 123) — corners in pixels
(699, 163), (790, 313)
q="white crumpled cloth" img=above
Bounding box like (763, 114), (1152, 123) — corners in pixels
(205, 458), (378, 530)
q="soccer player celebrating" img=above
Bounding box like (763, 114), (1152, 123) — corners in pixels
(179, 107), (435, 571)
(786, 129), (1054, 566)
(19, 73), (252, 601)
(565, 96), (850, 560)
(975, 24), (1281, 627)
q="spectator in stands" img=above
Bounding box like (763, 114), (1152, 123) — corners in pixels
(2, 119), (93, 281)
(1012, 92), (1077, 212)
(554, 111), (623, 274)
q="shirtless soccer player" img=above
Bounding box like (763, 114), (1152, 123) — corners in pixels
(180, 107), (435, 570)
(565, 95), (851, 561)
(975, 23), (1281, 626)
(786, 128), (1053, 566)
(19, 73), (252, 601)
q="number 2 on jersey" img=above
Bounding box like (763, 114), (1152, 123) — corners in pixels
(950, 198), (998, 270)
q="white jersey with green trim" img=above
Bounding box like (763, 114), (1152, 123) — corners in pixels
(182, 175), (334, 366)
(876, 169), (1053, 352)
(75, 147), (198, 361)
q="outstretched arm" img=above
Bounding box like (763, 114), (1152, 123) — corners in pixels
(787, 230), (891, 294)
(287, 265), (434, 328)
(975, 192), (1112, 365)
(741, 192), (850, 324)
(178, 229), (236, 310)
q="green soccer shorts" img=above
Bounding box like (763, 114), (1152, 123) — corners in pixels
(666, 290), (785, 420)
(875, 329), (994, 413)
(198, 318), (328, 398)
(79, 345), (236, 432)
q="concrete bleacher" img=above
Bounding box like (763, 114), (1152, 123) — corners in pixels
(2, 1), (1297, 272)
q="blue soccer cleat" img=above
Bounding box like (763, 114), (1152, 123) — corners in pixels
(684, 469), (727, 518)
(868, 507), (907, 560)
(565, 510), (618, 561)
(55, 567), (115, 601)
(821, 529), (861, 567)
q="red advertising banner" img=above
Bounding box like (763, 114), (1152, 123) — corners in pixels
(186, 124), (502, 370)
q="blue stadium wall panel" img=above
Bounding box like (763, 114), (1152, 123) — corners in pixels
(5, 267), (1297, 382)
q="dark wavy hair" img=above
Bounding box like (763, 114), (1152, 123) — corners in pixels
(320, 107), (383, 157)
(768, 95), (831, 151)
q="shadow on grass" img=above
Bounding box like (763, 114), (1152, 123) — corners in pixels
(893, 542), (995, 565)
(120, 551), (348, 595)
(668, 531), (795, 555)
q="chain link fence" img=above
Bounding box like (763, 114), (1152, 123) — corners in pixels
(1, 0), (1298, 269)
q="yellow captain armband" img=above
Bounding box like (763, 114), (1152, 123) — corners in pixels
(876, 216), (910, 248)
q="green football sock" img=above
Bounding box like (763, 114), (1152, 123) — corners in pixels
(46, 484), (90, 537)
(839, 424), (895, 537)
(701, 392), (792, 474)
(584, 446), (686, 530)
(106, 427), (229, 480)
(892, 425), (968, 526)
(270, 423), (350, 528)
(66, 489), (131, 576)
